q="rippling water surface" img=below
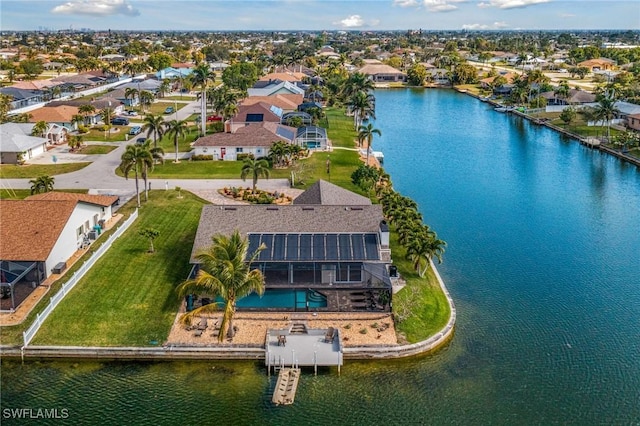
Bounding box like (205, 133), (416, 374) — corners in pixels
(2, 89), (639, 425)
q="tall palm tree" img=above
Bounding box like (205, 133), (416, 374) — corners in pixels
(124, 87), (139, 108)
(140, 140), (165, 201)
(31, 121), (48, 138)
(358, 123), (381, 166)
(190, 63), (216, 136)
(142, 114), (166, 149)
(405, 227), (446, 277)
(176, 230), (266, 342)
(119, 144), (153, 208)
(139, 90), (154, 113)
(347, 91), (376, 130)
(593, 95), (620, 142)
(78, 104), (96, 125)
(240, 158), (270, 192)
(165, 119), (188, 163)
(29, 175), (55, 194)
(67, 134), (83, 151)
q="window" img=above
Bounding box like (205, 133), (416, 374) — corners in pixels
(246, 113), (264, 122)
(77, 226), (83, 237)
(236, 148), (243, 153)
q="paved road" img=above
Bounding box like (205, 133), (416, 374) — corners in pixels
(1, 139), (292, 201)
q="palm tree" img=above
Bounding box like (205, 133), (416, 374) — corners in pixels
(176, 230), (266, 342)
(31, 120), (48, 138)
(554, 81), (571, 104)
(71, 114), (85, 130)
(405, 227), (446, 277)
(78, 104), (96, 125)
(140, 140), (164, 201)
(119, 144), (153, 208)
(67, 134), (83, 151)
(165, 119), (189, 162)
(139, 90), (154, 113)
(593, 95), (620, 142)
(190, 63), (215, 136)
(240, 158), (270, 192)
(142, 114), (166, 149)
(29, 175), (55, 194)
(347, 91), (376, 130)
(124, 87), (139, 108)
(358, 123), (381, 166)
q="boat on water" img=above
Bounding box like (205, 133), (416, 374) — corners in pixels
(494, 106), (514, 112)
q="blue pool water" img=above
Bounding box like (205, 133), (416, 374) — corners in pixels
(223, 289), (327, 309)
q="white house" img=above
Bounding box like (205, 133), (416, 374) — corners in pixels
(0, 193), (118, 311)
(0, 123), (48, 164)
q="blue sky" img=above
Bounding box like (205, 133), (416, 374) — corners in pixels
(1, 0), (638, 31)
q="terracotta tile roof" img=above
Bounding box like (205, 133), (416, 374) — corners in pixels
(28, 106), (80, 123)
(358, 63), (405, 76)
(259, 72), (307, 82)
(11, 80), (63, 90)
(26, 191), (119, 207)
(0, 200), (76, 261)
(240, 94), (303, 111)
(193, 122), (295, 147)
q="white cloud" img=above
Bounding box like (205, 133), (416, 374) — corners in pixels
(52, 0), (140, 17)
(559, 13), (576, 18)
(393, 0), (465, 12)
(393, 0), (421, 7)
(462, 21), (509, 29)
(476, 0), (549, 9)
(336, 15), (365, 28)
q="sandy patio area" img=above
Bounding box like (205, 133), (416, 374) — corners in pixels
(166, 309), (398, 347)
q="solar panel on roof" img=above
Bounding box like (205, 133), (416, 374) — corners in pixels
(339, 234), (351, 260)
(247, 234), (261, 257)
(326, 234), (338, 260)
(313, 234), (325, 260)
(364, 233), (378, 260)
(300, 234), (312, 260)
(276, 126), (295, 141)
(286, 234), (298, 260)
(272, 234), (286, 260)
(259, 234), (274, 261)
(351, 234), (365, 259)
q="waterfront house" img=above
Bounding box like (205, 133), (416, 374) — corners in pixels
(247, 80), (305, 97)
(188, 181), (392, 312)
(295, 126), (328, 150)
(228, 102), (283, 133)
(540, 88), (596, 106)
(626, 113), (640, 131)
(0, 193), (118, 311)
(240, 94), (304, 113)
(358, 61), (406, 83)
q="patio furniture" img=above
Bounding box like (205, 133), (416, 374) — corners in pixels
(278, 335), (287, 346)
(197, 318), (208, 330)
(194, 329), (203, 337)
(324, 327), (336, 343)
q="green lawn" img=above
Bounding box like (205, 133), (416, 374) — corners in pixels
(0, 189), (33, 199)
(84, 127), (129, 142)
(162, 95), (197, 101)
(146, 101), (189, 116)
(0, 163), (91, 178)
(76, 145), (117, 155)
(30, 190), (209, 346)
(389, 231), (451, 343)
(134, 159), (291, 180)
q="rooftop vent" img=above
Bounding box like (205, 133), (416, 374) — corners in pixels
(302, 207), (315, 211)
(266, 207), (279, 211)
(224, 207), (237, 211)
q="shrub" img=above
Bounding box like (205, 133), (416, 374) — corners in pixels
(191, 154), (213, 161)
(359, 328), (368, 334)
(93, 124), (108, 132)
(236, 153), (255, 161)
(77, 125), (89, 134)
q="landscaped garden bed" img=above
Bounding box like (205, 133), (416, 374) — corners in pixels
(219, 187), (293, 204)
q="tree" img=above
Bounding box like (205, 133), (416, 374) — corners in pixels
(559, 107), (576, 129)
(407, 64), (428, 86)
(78, 104), (96, 125)
(119, 144), (153, 208)
(146, 52), (173, 71)
(142, 114), (166, 150)
(165, 119), (188, 163)
(31, 121), (48, 138)
(593, 95), (620, 141)
(139, 90), (155, 112)
(190, 63), (216, 136)
(139, 228), (160, 253)
(29, 175), (55, 194)
(68, 134), (84, 151)
(221, 62), (259, 92)
(347, 91), (376, 130)
(452, 63), (478, 85)
(358, 122), (381, 165)
(18, 59), (43, 80)
(124, 87), (139, 108)
(240, 158), (270, 192)
(176, 230), (265, 342)
(0, 94), (12, 123)
(351, 164), (380, 195)
(405, 228), (446, 277)
(141, 140), (164, 201)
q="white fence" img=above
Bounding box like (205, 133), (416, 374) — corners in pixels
(22, 210), (138, 347)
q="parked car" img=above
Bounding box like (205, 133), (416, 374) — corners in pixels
(207, 115), (223, 122)
(124, 110), (138, 116)
(111, 117), (129, 125)
(128, 126), (142, 135)
(135, 137), (147, 145)
(164, 106), (175, 114)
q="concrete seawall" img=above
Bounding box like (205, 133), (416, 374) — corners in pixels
(0, 261), (456, 362)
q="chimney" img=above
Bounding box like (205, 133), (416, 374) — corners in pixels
(379, 220), (389, 248)
(224, 120), (231, 133)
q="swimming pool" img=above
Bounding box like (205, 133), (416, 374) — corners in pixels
(231, 289), (327, 309)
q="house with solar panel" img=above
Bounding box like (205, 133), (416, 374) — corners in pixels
(192, 122), (296, 160)
(188, 180), (393, 312)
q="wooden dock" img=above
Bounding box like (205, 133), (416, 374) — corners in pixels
(272, 368), (300, 405)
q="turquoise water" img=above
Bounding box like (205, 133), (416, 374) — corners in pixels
(219, 289), (327, 309)
(2, 89), (640, 425)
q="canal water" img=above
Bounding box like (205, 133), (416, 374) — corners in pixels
(2, 89), (639, 425)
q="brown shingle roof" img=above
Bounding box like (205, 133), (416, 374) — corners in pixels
(26, 191), (118, 207)
(293, 180), (371, 206)
(190, 204), (384, 261)
(0, 200), (76, 261)
(28, 106), (80, 123)
(234, 102), (282, 123)
(358, 63), (405, 76)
